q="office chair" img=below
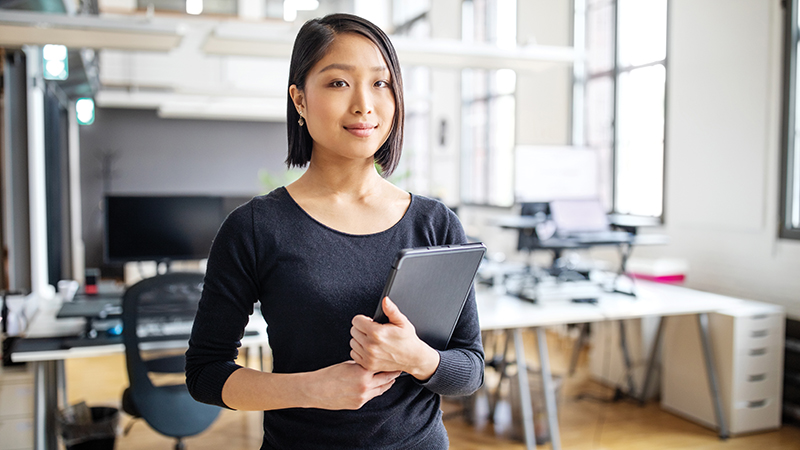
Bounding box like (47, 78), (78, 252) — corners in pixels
(121, 272), (220, 450)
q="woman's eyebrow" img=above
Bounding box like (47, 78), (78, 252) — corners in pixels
(318, 63), (388, 73)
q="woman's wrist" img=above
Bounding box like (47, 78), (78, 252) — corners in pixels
(407, 344), (440, 382)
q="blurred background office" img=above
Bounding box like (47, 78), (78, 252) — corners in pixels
(4, 0), (800, 448)
(2, 0), (798, 316)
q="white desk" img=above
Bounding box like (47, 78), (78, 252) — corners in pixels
(10, 296), (269, 450)
(476, 280), (757, 450)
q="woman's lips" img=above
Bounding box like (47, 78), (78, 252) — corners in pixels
(344, 123), (377, 138)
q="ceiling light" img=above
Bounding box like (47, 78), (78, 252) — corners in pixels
(186, 0), (203, 15)
(42, 44), (68, 80)
(76, 98), (95, 125)
(283, 0), (318, 22)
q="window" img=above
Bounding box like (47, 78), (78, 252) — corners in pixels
(782, 0), (800, 239)
(460, 0), (517, 206)
(580, 0), (667, 217)
(391, 1), (432, 194)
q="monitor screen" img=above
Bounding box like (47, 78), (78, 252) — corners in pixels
(104, 195), (231, 263)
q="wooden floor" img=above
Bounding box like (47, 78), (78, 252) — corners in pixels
(64, 330), (800, 449)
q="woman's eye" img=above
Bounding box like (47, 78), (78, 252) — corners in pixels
(331, 80), (348, 88)
(375, 80), (390, 88)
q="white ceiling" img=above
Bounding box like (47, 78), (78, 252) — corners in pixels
(0, 1), (577, 121)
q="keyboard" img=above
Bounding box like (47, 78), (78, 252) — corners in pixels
(564, 230), (633, 243)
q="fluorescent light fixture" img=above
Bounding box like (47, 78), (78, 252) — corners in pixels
(186, 0), (203, 15)
(76, 98), (95, 125)
(42, 44), (68, 80)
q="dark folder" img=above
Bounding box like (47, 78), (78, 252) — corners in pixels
(373, 243), (486, 350)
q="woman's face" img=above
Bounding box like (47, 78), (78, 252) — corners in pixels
(291, 33), (396, 167)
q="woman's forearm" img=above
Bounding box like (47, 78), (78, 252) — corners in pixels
(221, 367), (312, 411)
(221, 361), (400, 411)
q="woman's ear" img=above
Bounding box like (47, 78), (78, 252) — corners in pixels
(289, 85), (305, 114)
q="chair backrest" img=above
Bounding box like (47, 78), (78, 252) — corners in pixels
(122, 272), (204, 390)
(121, 272), (219, 438)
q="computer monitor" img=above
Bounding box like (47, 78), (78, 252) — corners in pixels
(104, 195), (237, 263)
(549, 199), (610, 234)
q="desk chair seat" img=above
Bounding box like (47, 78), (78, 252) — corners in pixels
(121, 273), (220, 449)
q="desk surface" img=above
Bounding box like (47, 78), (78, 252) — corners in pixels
(476, 280), (782, 331)
(11, 294), (268, 363)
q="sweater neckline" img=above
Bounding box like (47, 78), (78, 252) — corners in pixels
(278, 186), (415, 238)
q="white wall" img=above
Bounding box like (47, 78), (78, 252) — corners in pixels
(632, 0), (800, 319)
(516, 0), (573, 145)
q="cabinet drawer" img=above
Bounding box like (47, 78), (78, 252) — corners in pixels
(730, 396), (781, 434)
(737, 314), (783, 341)
(0, 383), (34, 417)
(0, 416), (33, 450)
(735, 344), (781, 372)
(736, 371), (781, 400)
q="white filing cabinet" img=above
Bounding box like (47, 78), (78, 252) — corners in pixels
(661, 302), (784, 435)
(0, 362), (34, 450)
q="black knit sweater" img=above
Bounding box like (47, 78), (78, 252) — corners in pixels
(185, 187), (484, 449)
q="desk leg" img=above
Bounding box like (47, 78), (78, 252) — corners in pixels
(512, 329), (538, 450)
(697, 313), (729, 439)
(536, 327), (562, 450)
(33, 361), (58, 450)
(568, 323), (589, 376)
(640, 316), (666, 405)
(618, 321), (637, 396)
(57, 359), (67, 409)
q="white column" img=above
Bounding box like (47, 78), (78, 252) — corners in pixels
(23, 45), (55, 299)
(68, 102), (86, 284)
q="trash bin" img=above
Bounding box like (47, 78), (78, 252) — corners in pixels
(58, 403), (120, 450)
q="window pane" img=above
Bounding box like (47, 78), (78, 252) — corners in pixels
(489, 95), (515, 206)
(618, 0), (667, 67)
(616, 65), (666, 216)
(462, 97), (488, 204)
(791, 135), (800, 228)
(585, 76), (614, 147)
(791, 40), (800, 229)
(586, 0), (615, 74)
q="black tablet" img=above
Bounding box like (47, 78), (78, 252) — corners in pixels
(373, 243), (486, 350)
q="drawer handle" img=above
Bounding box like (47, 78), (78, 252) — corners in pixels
(751, 330), (768, 338)
(752, 314), (768, 320)
(748, 374), (767, 382)
(748, 399), (768, 408)
(749, 348), (768, 356)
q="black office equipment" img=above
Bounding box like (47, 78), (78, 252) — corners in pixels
(120, 272), (220, 449)
(104, 195), (248, 264)
(517, 202), (551, 251)
(373, 243), (486, 350)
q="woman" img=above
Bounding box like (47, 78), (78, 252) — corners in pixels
(186, 13), (484, 449)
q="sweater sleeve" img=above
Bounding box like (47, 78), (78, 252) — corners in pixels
(185, 202), (260, 409)
(417, 208), (485, 396)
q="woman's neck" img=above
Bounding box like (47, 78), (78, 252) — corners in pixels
(292, 158), (386, 201)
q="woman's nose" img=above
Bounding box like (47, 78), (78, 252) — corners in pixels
(351, 85), (373, 115)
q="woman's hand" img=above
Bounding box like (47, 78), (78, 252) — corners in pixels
(349, 297), (441, 381)
(300, 361), (400, 410)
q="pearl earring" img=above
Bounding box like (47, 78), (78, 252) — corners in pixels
(298, 114), (305, 126)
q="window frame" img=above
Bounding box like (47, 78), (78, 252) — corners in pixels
(781, 0), (800, 240)
(578, 0), (669, 219)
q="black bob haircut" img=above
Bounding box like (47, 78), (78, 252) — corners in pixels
(286, 13), (405, 177)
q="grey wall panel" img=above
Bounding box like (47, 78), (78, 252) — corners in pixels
(78, 108), (288, 272)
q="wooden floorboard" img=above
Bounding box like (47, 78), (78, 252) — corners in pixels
(63, 330), (800, 449)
